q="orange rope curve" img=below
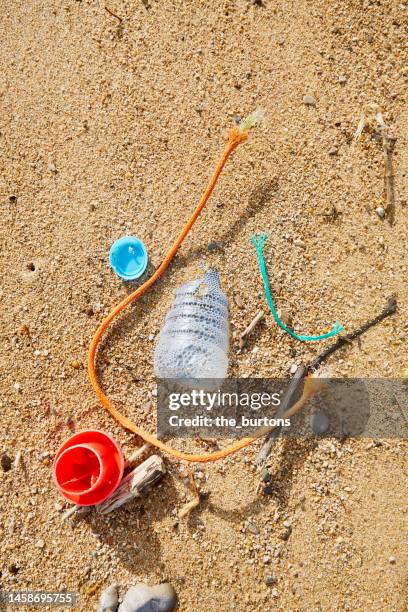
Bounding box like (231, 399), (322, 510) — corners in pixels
(88, 125), (274, 462)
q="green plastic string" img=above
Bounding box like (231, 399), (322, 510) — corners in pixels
(251, 233), (344, 342)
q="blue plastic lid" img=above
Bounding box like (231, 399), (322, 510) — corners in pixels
(109, 236), (148, 281)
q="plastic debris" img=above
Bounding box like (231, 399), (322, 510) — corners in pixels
(53, 430), (124, 506)
(251, 233), (344, 341)
(109, 236), (148, 281)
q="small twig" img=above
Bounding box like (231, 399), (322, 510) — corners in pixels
(256, 365), (306, 467)
(382, 132), (397, 221)
(178, 470), (201, 518)
(256, 296), (397, 468)
(104, 6), (123, 22)
(62, 506), (78, 522)
(14, 450), (22, 471)
(61, 505), (88, 522)
(239, 310), (264, 349)
(394, 394), (408, 426)
(354, 104), (397, 222)
(126, 443), (151, 468)
(309, 296), (397, 372)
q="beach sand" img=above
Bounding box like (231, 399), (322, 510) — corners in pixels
(1, 1), (407, 609)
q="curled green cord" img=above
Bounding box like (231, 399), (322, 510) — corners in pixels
(251, 233), (344, 342)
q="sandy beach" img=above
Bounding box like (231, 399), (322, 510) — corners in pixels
(1, 1), (407, 610)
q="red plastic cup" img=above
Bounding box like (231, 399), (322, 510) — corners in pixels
(53, 430), (124, 506)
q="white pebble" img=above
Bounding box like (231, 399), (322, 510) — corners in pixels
(303, 94), (316, 106)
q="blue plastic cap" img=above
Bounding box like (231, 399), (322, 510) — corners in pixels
(109, 236), (148, 281)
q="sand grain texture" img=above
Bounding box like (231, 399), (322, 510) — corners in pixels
(0, 1), (407, 610)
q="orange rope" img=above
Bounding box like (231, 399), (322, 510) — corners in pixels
(88, 124), (311, 463)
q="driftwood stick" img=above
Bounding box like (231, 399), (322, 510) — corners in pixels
(61, 505), (91, 523)
(256, 296), (397, 467)
(96, 455), (165, 514)
(256, 365), (306, 467)
(354, 104), (397, 222)
(309, 295), (396, 372)
(239, 310), (264, 349)
(179, 470), (201, 518)
(382, 132), (397, 222)
(104, 6), (123, 22)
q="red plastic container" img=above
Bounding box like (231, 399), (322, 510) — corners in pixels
(53, 430), (124, 505)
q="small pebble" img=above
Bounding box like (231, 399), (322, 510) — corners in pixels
(303, 94), (316, 106)
(376, 207), (385, 219)
(263, 554), (271, 564)
(264, 486), (273, 496)
(48, 162), (57, 173)
(311, 411), (330, 434)
(328, 147), (338, 156)
(118, 583), (177, 612)
(289, 363), (298, 375)
(98, 584), (119, 612)
(1, 453), (12, 472)
(71, 359), (81, 369)
(207, 241), (222, 252)
(338, 75), (347, 83)
(279, 528), (291, 541)
(265, 575), (276, 585)
(234, 293), (244, 308)
(35, 539), (45, 549)
(20, 324), (30, 336)
(247, 522), (259, 535)
(278, 309), (293, 327)
(389, 556), (396, 564)
(13, 382), (22, 392)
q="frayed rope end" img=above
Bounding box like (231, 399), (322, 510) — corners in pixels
(251, 233), (269, 251)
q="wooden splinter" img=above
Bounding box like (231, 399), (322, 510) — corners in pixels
(354, 103), (397, 221)
(96, 455), (165, 514)
(239, 310), (265, 349)
(256, 295), (397, 467)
